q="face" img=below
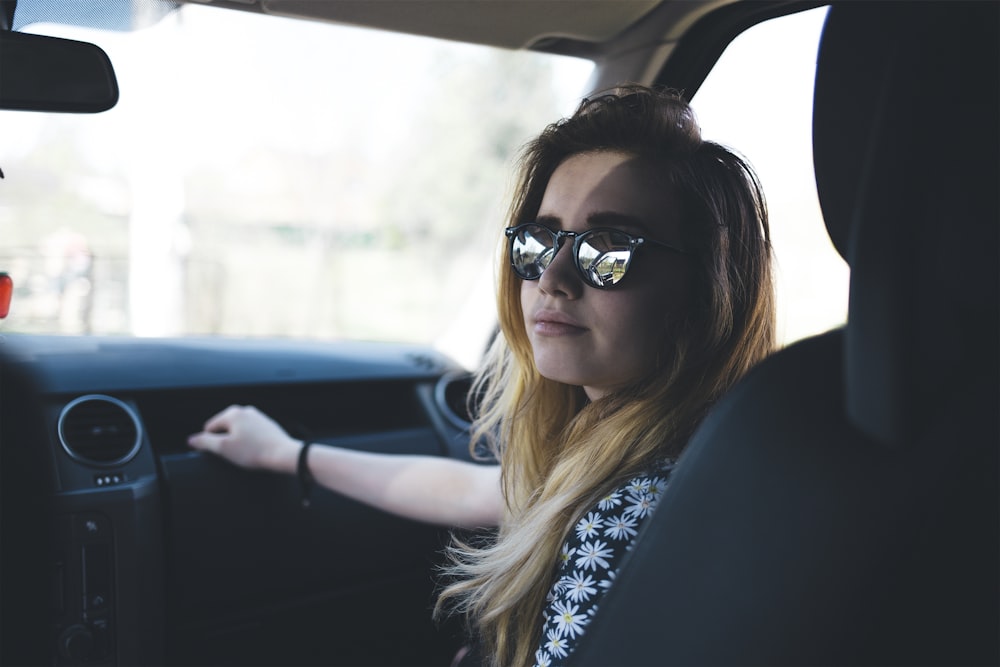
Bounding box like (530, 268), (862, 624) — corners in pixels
(520, 150), (692, 401)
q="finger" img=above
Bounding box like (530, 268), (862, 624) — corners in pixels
(187, 431), (225, 454)
(202, 404), (244, 433)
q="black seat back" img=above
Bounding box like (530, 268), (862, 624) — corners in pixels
(571, 3), (998, 664)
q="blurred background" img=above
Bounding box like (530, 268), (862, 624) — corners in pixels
(0, 5), (844, 368)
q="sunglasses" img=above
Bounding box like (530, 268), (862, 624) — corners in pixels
(505, 223), (690, 290)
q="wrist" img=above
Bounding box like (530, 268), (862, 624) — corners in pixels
(263, 437), (303, 475)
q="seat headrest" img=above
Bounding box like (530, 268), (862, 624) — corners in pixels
(812, 2), (998, 445)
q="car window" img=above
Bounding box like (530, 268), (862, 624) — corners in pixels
(692, 6), (848, 345)
(0, 5), (594, 367)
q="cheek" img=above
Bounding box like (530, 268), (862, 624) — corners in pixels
(592, 291), (652, 339)
(519, 280), (537, 333)
(627, 302), (670, 346)
(519, 280), (534, 313)
(650, 263), (693, 324)
(606, 280), (687, 348)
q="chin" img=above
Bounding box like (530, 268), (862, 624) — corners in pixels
(534, 361), (586, 387)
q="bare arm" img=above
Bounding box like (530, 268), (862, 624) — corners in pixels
(187, 404), (502, 528)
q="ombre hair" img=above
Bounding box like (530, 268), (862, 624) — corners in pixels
(435, 84), (776, 667)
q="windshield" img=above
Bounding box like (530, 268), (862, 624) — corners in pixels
(0, 5), (594, 367)
(1, 4), (848, 368)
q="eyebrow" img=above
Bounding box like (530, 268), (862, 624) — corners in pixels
(535, 211), (652, 235)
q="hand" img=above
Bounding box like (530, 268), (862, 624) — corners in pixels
(188, 405), (300, 473)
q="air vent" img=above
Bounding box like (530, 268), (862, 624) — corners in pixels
(58, 395), (142, 466)
(434, 372), (477, 430)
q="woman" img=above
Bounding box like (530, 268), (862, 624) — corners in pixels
(189, 84), (775, 667)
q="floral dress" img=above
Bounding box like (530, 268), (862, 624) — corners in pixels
(531, 461), (675, 667)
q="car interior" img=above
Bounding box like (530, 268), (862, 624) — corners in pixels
(1, 1), (996, 666)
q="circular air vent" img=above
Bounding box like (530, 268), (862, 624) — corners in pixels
(58, 395), (142, 466)
(434, 372), (477, 430)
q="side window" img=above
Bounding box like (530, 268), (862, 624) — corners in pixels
(693, 7), (848, 345)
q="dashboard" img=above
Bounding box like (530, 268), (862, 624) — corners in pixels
(0, 335), (476, 666)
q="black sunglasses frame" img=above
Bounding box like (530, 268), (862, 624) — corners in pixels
(504, 223), (690, 290)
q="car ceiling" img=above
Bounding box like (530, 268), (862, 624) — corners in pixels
(187, 0), (764, 95)
(14, 0), (737, 54)
(12, 0), (801, 97)
(189, 0), (732, 51)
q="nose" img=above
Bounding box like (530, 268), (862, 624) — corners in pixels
(537, 235), (583, 299)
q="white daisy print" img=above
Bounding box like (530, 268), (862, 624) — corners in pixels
(575, 540), (613, 571)
(625, 492), (655, 518)
(626, 477), (649, 496)
(563, 571), (597, 603)
(544, 629), (569, 659)
(575, 511), (604, 541)
(604, 513), (639, 541)
(559, 542), (576, 566)
(533, 461), (675, 666)
(551, 600), (588, 639)
(597, 490), (622, 511)
(647, 476), (668, 499)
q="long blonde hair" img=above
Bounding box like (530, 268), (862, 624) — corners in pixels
(435, 85), (776, 667)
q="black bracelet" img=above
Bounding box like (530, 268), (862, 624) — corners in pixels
(297, 440), (316, 508)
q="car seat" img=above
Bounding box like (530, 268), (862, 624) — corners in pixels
(570, 2), (999, 664)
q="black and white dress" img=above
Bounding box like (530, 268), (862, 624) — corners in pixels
(531, 461), (675, 667)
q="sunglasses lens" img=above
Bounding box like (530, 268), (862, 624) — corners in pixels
(508, 225), (638, 288)
(510, 224), (555, 279)
(577, 230), (634, 288)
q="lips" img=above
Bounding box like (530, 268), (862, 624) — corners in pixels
(532, 309), (588, 336)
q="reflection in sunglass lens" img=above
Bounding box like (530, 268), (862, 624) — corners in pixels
(578, 230), (633, 287)
(511, 225), (555, 279)
(509, 225), (640, 288)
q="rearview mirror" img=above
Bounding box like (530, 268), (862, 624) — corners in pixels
(0, 30), (118, 112)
